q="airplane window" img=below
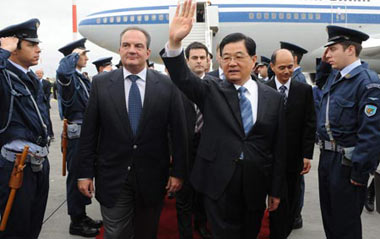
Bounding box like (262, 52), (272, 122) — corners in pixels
(272, 12), (277, 19)
(130, 16), (135, 22)
(123, 16), (128, 22)
(340, 14), (345, 20)
(249, 13), (254, 20)
(301, 13), (306, 20)
(256, 13), (262, 19)
(137, 15), (142, 22)
(103, 17), (108, 24)
(144, 15), (149, 21)
(316, 13), (321, 20)
(294, 13), (299, 20)
(110, 17), (114, 23)
(116, 16), (121, 23)
(279, 12), (284, 19)
(308, 13), (314, 20)
(152, 15), (157, 21)
(96, 18), (101, 24)
(286, 13), (292, 19)
(159, 14), (164, 21)
(264, 12), (269, 20)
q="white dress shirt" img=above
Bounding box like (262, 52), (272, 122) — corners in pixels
(123, 67), (147, 111)
(275, 77), (291, 97)
(234, 79), (258, 125)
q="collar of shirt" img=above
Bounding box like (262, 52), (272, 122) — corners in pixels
(275, 76), (291, 92)
(294, 66), (301, 72)
(8, 59), (28, 74)
(340, 59), (361, 79)
(200, 73), (206, 79)
(76, 69), (82, 75)
(123, 67), (147, 82)
(218, 67), (225, 80)
(233, 77), (256, 94)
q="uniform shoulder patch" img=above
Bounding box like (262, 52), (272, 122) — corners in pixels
(366, 83), (380, 90)
(364, 105), (377, 117)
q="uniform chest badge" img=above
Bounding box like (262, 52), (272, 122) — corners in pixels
(364, 105), (377, 117)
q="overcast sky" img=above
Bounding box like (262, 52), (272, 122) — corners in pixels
(0, 0), (177, 76)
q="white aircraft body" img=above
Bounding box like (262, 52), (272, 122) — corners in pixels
(79, 0), (380, 73)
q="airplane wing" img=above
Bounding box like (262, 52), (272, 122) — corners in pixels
(361, 35), (380, 58)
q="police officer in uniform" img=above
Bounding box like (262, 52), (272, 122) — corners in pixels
(0, 19), (50, 239)
(280, 41), (308, 84)
(92, 56), (113, 74)
(316, 25), (380, 239)
(56, 38), (101, 237)
(255, 56), (270, 82)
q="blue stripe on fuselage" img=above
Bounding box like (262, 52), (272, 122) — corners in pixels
(79, 12), (380, 27)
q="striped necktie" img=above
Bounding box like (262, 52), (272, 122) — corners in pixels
(279, 85), (287, 105)
(194, 105), (203, 133)
(238, 86), (253, 135)
(128, 75), (142, 136)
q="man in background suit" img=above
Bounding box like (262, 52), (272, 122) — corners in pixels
(77, 26), (187, 239)
(35, 69), (54, 140)
(161, 1), (286, 238)
(266, 49), (316, 238)
(176, 41), (213, 239)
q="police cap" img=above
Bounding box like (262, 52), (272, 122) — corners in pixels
(257, 56), (270, 67)
(58, 38), (89, 56)
(92, 57), (113, 68)
(280, 41), (308, 55)
(0, 18), (41, 43)
(325, 25), (369, 47)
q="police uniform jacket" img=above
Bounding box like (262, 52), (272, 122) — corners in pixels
(292, 67), (307, 84)
(56, 53), (91, 122)
(0, 49), (49, 148)
(317, 62), (380, 184)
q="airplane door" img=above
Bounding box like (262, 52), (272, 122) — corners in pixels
(330, 0), (348, 25)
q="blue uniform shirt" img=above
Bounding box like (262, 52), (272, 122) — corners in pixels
(56, 53), (91, 122)
(317, 59), (380, 183)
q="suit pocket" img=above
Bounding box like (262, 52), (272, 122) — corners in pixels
(196, 140), (216, 162)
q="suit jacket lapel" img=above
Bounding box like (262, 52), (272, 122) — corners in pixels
(220, 80), (243, 130)
(254, 82), (269, 130)
(108, 69), (133, 139)
(287, 80), (296, 108)
(135, 69), (158, 139)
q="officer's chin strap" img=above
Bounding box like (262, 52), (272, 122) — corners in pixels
(0, 70), (18, 134)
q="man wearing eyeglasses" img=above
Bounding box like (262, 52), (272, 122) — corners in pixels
(160, 1), (286, 238)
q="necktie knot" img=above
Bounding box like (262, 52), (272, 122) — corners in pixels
(335, 72), (342, 81)
(279, 85), (287, 93)
(128, 75), (139, 83)
(238, 86), (247, 95)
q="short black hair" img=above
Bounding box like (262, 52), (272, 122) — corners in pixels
(219, 33), (256, 57)
(119, 27), (151, 49)
(185, 42), (209, 60)
(286, 50), (303, 64)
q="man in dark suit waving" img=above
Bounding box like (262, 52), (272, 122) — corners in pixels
(161, 1), (286, 238)
(266, 49), (316, 239)
(76, 27), (187, 239)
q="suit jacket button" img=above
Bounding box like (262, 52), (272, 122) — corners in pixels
(133, 145), (138, 149)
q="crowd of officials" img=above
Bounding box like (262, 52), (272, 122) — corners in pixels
(0, 0), (379, 238)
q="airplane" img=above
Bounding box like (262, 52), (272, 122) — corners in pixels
(78, 0), (380, 74)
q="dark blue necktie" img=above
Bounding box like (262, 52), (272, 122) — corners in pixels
(238, 86), (253, 135)
(128, 75), (142, 136)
